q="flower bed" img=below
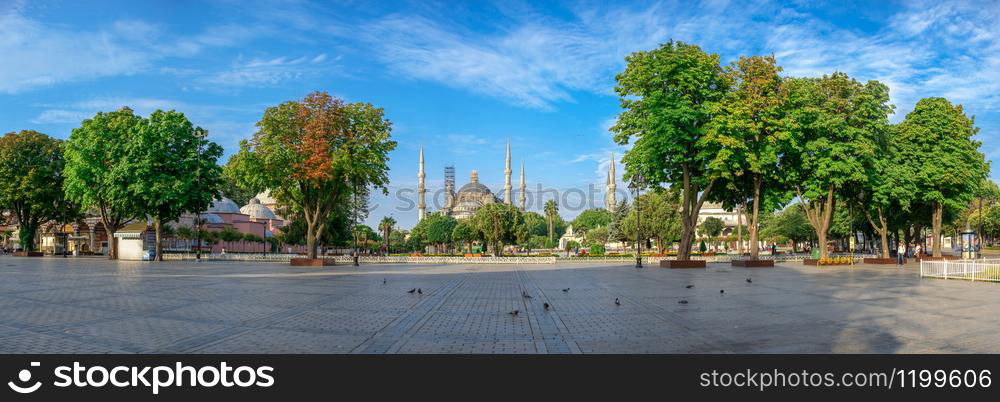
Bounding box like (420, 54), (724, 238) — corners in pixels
(804, 257), (853, 266)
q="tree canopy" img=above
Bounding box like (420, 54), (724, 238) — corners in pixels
(612, 40), (730, 260)
(571, 208), (612, 233)
(0, 130), (68, 251)
(129, 110), (223, 261)
(64, 107), (146, 259)
(895, 97), (989, 256)
(782, 72), (893, 258)
(472, 203), (522, 256)
(225, 91), (396, 259)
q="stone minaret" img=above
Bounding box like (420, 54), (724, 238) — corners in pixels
(606, 152), (617, 212)
(418, 145), (426, 222)
(504, 141), (512, 205)
(519, 161), (526, 211)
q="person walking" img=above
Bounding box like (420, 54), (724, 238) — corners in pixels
(897, 242), (906, 266)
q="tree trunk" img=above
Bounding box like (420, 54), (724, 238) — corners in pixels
(155, 218), (163, 262)
(306, 225), (318, 259)
(736, 204), (744, 255)
(878, 221), (890, 259)
(677, 165), (715, 261)
(932, 202), (943, 257)
(109, 234), (117, 260)
(749, 176), (761, 260)
(17, 221), (38, 252)
(796, 184), (836, 259)
(864, 208), (891, 259)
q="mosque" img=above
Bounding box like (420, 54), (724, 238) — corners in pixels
(417, 143), (619, 221)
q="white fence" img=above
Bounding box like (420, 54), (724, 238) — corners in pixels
(162, 252), (871, 265)
(920, 259), (1000, 282)
(557, 253), (873, 264)
(163, 253), (557, 264)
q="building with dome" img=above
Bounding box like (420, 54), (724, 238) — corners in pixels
(417, 142), (526, 221)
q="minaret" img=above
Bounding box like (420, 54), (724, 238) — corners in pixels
(418, 145), (426, 222)
(519, 161), (526, 211)
(606, 152), (617, 212)
(504, 141), (512, 205)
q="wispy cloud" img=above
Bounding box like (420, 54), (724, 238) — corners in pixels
(0, 7), (152, 93)
(200, 53), (333, 87)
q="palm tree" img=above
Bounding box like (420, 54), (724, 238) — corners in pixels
(379, 216), (396, 254)
(544, 199), (559, 245)
(176, 226), (193, 251)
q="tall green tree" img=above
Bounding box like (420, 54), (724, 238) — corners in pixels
(782, 73), (893, 258)
(895, 97), (989, 257)
(521, 211), (548, 237)
(64, 107), (145, 259)
(219, 175), (256, 206)
(620, 190), (681, 253)
(612, 41), (730, 260)
(760, 204), (816, 252)
(543, 199), (559, 243)
(473, 203), (522, 257)
(571, 208), (612, 233)
(699, 217), (725, 250)
(856, 124), (913, 258)
(706, 55), (790, 259)
(130, 110), (224, 261)
(225, 91), (396, 259)
(379, 216), (396, 253)
(0, 131), (67, 252)
(452, 219), (479, 254)
(410, 213), (457, 252)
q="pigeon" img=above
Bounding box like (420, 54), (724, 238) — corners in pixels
(562, 288), (570, 292)
(678, 300), (689, 304)
(417, 288), (423, 295)
(615, 298), (621, 306)
(686, 285), (694, 289)
(746, 277), (753, 284)
(508, 310), (519, 316)
(407, 288), (416, 294)
(544, 302), (550, 310)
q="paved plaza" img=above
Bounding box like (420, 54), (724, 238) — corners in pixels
(0, 256), (998, 353)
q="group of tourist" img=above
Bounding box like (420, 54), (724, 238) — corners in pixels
(896, 243), (924, 265)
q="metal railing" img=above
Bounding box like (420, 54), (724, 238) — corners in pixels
(920, 259), (1000, 282)
(162, 253), (557, 264)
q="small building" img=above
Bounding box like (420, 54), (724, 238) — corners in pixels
(114, 223), (153, 261)
(558, 225), (585, 250)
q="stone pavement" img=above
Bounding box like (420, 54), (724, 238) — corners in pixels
(0, 255), (998, 353)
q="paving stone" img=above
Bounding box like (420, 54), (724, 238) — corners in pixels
(193, 328), (369, 353)
(65, 317), (228, 352)
(1, 255), (998, 353)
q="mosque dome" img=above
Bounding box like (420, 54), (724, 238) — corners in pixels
(254, 190), (277, 206)
(201, 213), (225, 224)
(457, 182), (493, 195)
(204, 198), (241, 214)
(456, 170), (493, 195)
(241, 198), (279, 220)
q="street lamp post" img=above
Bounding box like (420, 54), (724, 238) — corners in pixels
(629, 174), (645, 268)
(195, 130), (205, 262)
(352, 180), (360, 267)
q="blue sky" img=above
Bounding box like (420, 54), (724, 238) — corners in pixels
(2, 0), (999, 229)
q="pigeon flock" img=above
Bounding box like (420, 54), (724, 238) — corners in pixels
(397, 275), (755, 317)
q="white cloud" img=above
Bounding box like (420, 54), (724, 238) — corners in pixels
(0, 8), (152, 93)
(200, 53), (333, 87)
